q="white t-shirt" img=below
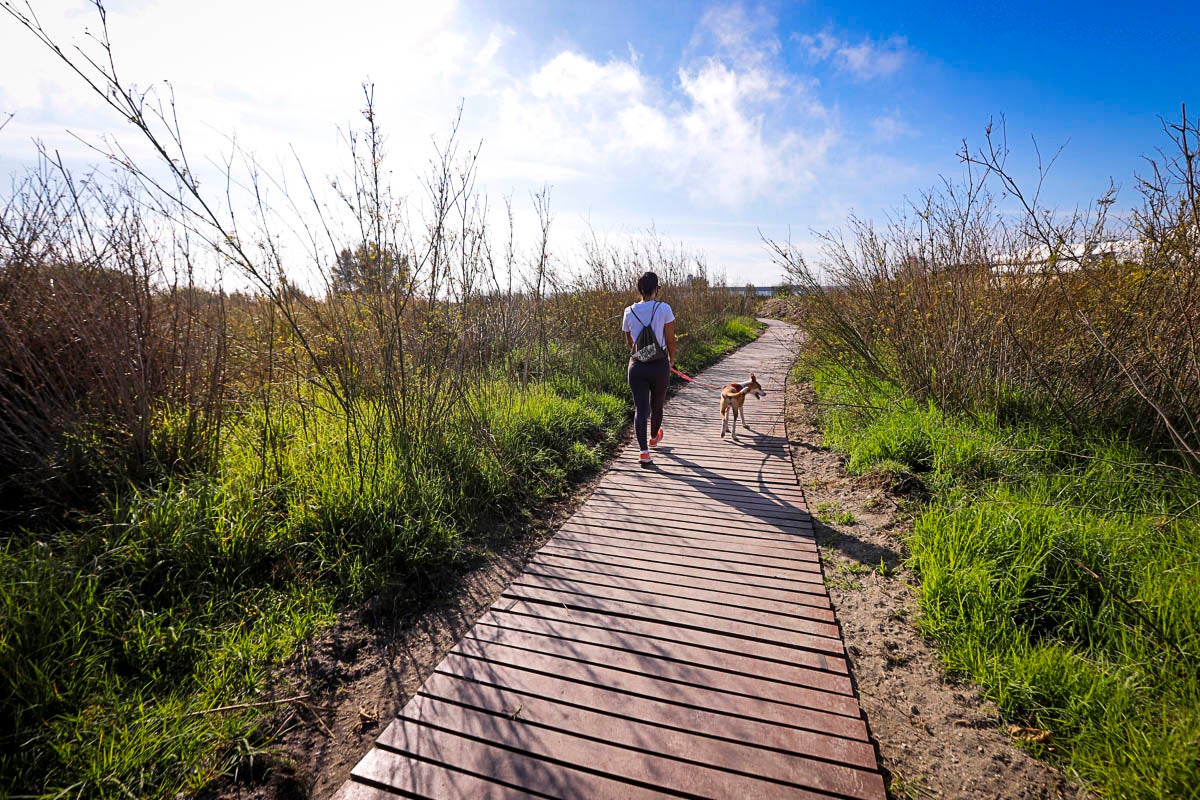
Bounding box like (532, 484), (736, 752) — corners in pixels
(622, 300), (675, 350)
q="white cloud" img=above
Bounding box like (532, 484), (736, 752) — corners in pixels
(871, 111), (914, 143)
(477, 6), (836, 210)
(668, 58), (831, 206)
(796, 29), (908, 80)
(692, 4), (780, 68)
(530, 52), (643, 104)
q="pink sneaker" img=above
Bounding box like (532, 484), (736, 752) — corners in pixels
(638, 451), (652, 465)
(649, 428), (664, 448)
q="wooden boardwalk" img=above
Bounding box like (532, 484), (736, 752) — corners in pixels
(333, 320), (885, 799)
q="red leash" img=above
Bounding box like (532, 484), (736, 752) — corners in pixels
(671, 365), (724, 390)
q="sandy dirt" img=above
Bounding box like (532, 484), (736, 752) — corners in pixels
(208, 355), (1095, 800)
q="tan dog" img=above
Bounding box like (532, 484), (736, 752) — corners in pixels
(720, 373), (765, 439)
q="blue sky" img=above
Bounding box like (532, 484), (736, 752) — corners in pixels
(2, 0), (1197, 286)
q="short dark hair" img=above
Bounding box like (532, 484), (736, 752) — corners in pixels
(637, 271), (659, 297)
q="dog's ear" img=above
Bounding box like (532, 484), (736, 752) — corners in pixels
(750, 372), (756, 381)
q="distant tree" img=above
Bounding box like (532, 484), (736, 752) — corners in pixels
(331, 242), (406, 294)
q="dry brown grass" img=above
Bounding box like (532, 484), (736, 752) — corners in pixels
(770, 112), (1199, 467)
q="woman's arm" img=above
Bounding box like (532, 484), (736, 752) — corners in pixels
(664, 320), (676, 364)
(624, 331), (634, 352)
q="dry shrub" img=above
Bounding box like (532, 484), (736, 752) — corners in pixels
(0, 166), (225, 520)
(772, 111), (1199, 466)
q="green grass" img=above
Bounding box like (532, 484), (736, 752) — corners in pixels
(815, 501), (857, 526)
(804, 360), (1200, 798)
(1, 314), (762, 799)
(1, 383), (627, 798)
(675, 315), (765, 376)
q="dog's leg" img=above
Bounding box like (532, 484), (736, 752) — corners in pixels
(720, 401), (728, 437)
(731, 404), (739, 440)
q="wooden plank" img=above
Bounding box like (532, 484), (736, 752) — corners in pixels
(533, 543), (825, 594)
(500, 584), (845, 654)
(653, 437), (792, 453)
(657, 417), (788, 433)
(542, 536), (825, 583)
(348, 747), (539, 799)
(530, 546), (830, 597)
(555, 522), (821, 567)
(492, 599), (846, 675)
(641, 443), (796, 462)
(441, 645), (863, 739)
(522, 558), (831, 611)
(600, 461), (802, 487)
(522, 557), (819, 608)
(608, 461), (805, 486)
(471, 610), (847, 692)
(563, 505), (817, 545)
(556, 519), (818, 560)
(380, 696), (842, 800)
(584, 490), (814, 531)
(330, 775), (407, 800)
(586, 487), (812, 525)
(461, 623), (857, 712)
(423, 666), (872, 768)
(417, 672), (885, 799)
(538, 540), (828, 592)
(598, 473), (808, 506)
(510, 572), (836, 632)
(360, 724), (662, 799)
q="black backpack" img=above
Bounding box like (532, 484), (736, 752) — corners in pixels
(629, 302), (667, 363)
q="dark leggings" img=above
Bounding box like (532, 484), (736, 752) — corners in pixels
(627, 358), (670, 451)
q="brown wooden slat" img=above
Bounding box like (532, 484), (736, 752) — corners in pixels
(471, 611), (847, 692)
(531, 545), (828, 597)
(427, 655), (871, 763)
(330, 775), (407, 800)
(493, 600), (846, 675)
(347, 747), (540, 799)
(360, 725), (662, 799)
(597, 470), (807, 499)
(510, 572), (837, 634)
(642, 449), (798, 470)
(644, 442), (792, 459)
(460, 623), (857, 712)
(522, 559), (831, 612)
(572, 494), (814, 526)
(597, 475), (808, 510)
(582, 492), (815, 534)
(416, 673), (885, 799)
(553, 523), (821, 568)
(585, 494), (811, 527)
(380, 696), (841, 800)
(532, 534), (825, 597)
(500, 584), (845, 654)
(541, 536), (826, 585)
(608, 462), (805, 485)
(556, 520), (819, 562)
(562, 507), (817, 547)
(538, 540), (828, 592)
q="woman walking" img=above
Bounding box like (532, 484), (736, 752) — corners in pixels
(622, 271), (677, 466)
